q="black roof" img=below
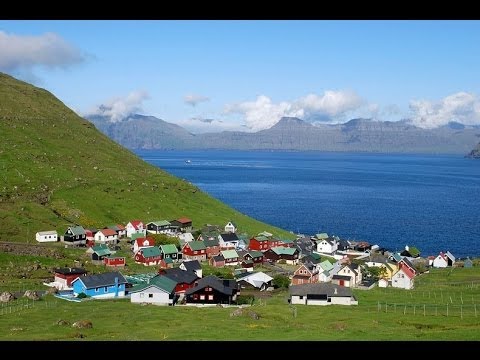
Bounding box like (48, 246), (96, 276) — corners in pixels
(289, 283), (353, 297)
(212, 255), (225, 262)
(54, 267), (87, 275)
(182, 260), (202, 272)
(161, 267), (198, 284)
(75, 271), (127, 288)
(203, 239), (219, 247)
(185, 275), (236, 296)
(220, 233), (239, 242)
(332, 274), (352, 281)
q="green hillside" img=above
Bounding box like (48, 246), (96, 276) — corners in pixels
(0, 72), (293, 242)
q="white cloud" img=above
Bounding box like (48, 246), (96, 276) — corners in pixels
(409, 92), (480, 128)
(87, 90), (150, 123)
(184, 94), (210, 107)
(224, 90), (364, 131)
(0, 31), (84, 72)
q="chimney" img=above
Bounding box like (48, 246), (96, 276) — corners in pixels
(114, 276), (119, 298)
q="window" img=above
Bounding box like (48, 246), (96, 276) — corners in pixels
(149, 294), (153, 298)
(200, 294), (205, 300)
(193, 294), (199, 300)
(95, 287), (99, 292)
(104, 287), (108, 292)
(208, 295), (214, 301)
(299, 296), (303, 299)
(194, 250), (198, 254)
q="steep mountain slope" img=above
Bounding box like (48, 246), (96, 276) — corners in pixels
(0, 73), (291, 242)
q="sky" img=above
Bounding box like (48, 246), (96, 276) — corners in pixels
(1, 20), (480, 133)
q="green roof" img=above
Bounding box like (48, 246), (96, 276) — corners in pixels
(94, 248), (112, 256)
(141, 247), (161, 257)
(258, 231), (272, 237)
(160, 244), (178, 254)
(131, 232), (145, 240)
(319, 260), (334, 271)
(149, 220), (171, 226)
(254, 235), (268, 241)
(248, 250), (263, 258)
(92, 244), (108, 251)
(187, 241), (206, 251)
(310, 253), (321, 260)
(163, 257), (174, 264)
(272, 247), (297, 255)
(221, 249), (239, 259)
(280, 239), (294, 244)
(130, 275), (176, 293)
(69, 226), (85, 236)
(316, 233), (329, 239)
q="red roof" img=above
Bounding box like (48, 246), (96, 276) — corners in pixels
(176, 217), (192, 224)
(135, 237), (155, 247)
(400, 266), (415, 279)
(116, 224), (125, 230)
(130, 220), (143, 229)
(101, 228), (117, 236)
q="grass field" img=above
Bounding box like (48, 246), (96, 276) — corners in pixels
(1, 253), (479, 341)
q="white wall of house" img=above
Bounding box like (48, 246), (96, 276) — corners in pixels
(391, 269), (414, 290)
(36, 231), (58, 242)
(378, 278), (389, 288)
(53, 276), (69, 289)
(94, 231), (118, 244)
(338, 266), (358, 285)
(178, 232), (194, 243)
(224, 222), (237, 233)
(316, 240), (338, 254)
(290, 295), (307, 305)
(184, 254), (207, 262)
(131, 286), (173, 305)
(331, 296), (357, 305)
(133, 241), (154, 254)
(126, 222), (146, 238)
(433, 255), (448, 268)
(306, 298), (329, 305)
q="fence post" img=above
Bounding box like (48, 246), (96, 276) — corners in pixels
(461, 293), (463, 305)
(447, 304), (449, 317)
(475, 304), (477, 318)
(435, 306), (437, 316)
(414, 305), (416, 315)
(461, 305), (463, 319)
(404, 305), (406, 315)
(424, 304), (426, 317)
(385, 303), (387, 313)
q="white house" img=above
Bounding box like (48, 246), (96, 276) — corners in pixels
(218, 233), (240, 249)
(432, 251), (456, 268)
(130, 275), (176, 306)
(378, 278), (389, 288)
(236, 271), (273, 290)
(391, 267), (415, 290)
(289, 283), (358, 306)
(178, 232), (195, 244)
(316, 236), (339, 254)
(224, 221), (237, 233)
(36, 230), (58, 243)
(126, 220), (146, 238)
(133, 237), (155, 254)
(94, 228), (118, 245)
(336, 263), (362, 286)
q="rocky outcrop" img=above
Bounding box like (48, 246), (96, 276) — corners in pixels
(466, 142), (480, 158)
(0, 291), (15, 302)
(23, 290), (40, 300)
(72, 320), (93, 329)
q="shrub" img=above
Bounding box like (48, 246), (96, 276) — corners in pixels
(76, 292), (88, 299)
(236, 295), (255, 305)
(272, 275), (290, 289)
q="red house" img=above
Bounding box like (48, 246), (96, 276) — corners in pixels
(53, 267), (87, 289)
(248, 235), (282, 252)
(182, 241), (207, 261)
(134, 247), (162, 266)
(103, 256), (126, 268)
(158, 267), (198, 294)
(204, 239), (221, 259)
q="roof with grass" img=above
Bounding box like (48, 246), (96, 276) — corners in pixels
(130, 275), (176, 293)
(221, 249), (239, 259)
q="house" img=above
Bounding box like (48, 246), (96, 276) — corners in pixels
(135, 246), (163, 266)
(331, 274), (352, 287)
(289, 283), (358, 306)
(84, 228), (97, 246)
(159, 257), (175, 269)
(88, 244), (112, 263)
(218, 233), (240, 249)
(248, 235), (270, 251)
(263, 247), (299, 265)
(53, 267), (87, 289)
(159, 267), (199, 294)
(185, 276), (238, 305)
(242, 250), (264, 264)
(170, 217), (193, 233)
(391, 267), (415, 290)
(72, 271), (128, 299)
(146, 220), (175, 235)
(126, 220), (146, 238)
(178, 232), (195, 245)
(130, 275), (177, 306)
(133, 237), (155, 254)
(94, 228), (118, 245)
(365, 254), (397, 279)
(433, 251), (456, 268)
(378, 278), (389, 288)
(294, 236), (315, 256)
(224, 221), (237, 233)
(159, 244), (180, 262)
(204, 238), (221, 259)
(318, 260), (335, 282)
(464, 257), (473, 268)
(291, 264), (319, 285)
(398, 257), (418, 276)
(108, 224), (126, 238)
(241, 259), (254, 271)
(221, 249), (239, 266)
(236, 271), (273, 290)
(336, 263), (362, 287)
(36, 230), (58, 243)
(103, 256), (126, 268)
(316, 236), (339, 255)
(182, 241), (207, 261)
(62, 225), (86, 246)
(180, 260), (203, 278)
(209, 255), (225, 267)
(400, 245), (421, 258)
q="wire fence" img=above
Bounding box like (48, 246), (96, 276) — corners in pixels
(0, 298), (58, 316)
(370, 301), (479, 319)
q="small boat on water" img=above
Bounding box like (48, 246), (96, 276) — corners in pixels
(185, 160), (191, 164)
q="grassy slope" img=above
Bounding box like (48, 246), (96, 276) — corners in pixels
(0, 264), (479, 340)
(0, 72), (293, 242)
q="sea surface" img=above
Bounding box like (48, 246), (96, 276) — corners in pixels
(135, 150), (480, 258)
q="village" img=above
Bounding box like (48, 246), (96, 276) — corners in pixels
(31, 217), (470, 308)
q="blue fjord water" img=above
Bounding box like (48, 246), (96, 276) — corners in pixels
(135, 150), (480, 258)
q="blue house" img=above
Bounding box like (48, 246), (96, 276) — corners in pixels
(72, 271), (128, 299)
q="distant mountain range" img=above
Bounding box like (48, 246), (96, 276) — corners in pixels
(86, 114), (480, 154)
